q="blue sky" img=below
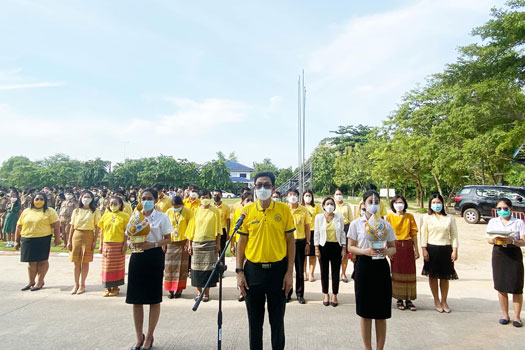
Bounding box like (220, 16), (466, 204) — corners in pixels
(0, 0), (507, 169)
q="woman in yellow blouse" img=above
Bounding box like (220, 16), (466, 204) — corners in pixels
(334, 188), (353, 283)
(186, 190), (221, 302)
(98, 196), (129, 297)
(303, 190), (322, 282)
(14, 192), (61, 291)
(164, 195), (193, 299)
(68, 190), (101, 295)
(386, 195), (419, 311)
(421, 193), (459, 313)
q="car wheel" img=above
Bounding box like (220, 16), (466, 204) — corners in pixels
(227, 195), (231, 198)
(463, 208), (480, 224)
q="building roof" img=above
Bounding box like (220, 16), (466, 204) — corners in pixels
(230, 176), (252, 183)
(225, 161), (254, 172)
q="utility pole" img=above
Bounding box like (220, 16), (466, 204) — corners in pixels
(297, 71), (306, 198)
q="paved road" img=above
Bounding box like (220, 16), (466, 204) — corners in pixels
(0, 214), (523, 349)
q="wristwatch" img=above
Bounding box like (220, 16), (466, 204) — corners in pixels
(235, 268), (244, 273)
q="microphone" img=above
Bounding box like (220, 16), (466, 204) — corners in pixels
(233, 212), (247, 232)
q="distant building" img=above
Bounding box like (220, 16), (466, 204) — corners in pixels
(225, 161), (254, 184)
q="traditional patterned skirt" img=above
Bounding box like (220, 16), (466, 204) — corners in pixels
(69, 230), (95, 263)
(164, 240), (189, 292)
(391, 240), (417, 300)
(101, 242), (126, 288)
(191, 241), (218, 288)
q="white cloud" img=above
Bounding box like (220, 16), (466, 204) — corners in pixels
(0, 82), (65, 90)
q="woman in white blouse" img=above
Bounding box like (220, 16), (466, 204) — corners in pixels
(314, 197), (346, 307)
(420, 193), (458, 314)
(486, 198), (525, 327)
(347, 190), (396, 350)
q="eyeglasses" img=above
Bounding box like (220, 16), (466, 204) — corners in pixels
(496, 207), (510, 211)
(254, 183), (272, 190)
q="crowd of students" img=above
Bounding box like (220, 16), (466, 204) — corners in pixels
(1, 177), (523, 350)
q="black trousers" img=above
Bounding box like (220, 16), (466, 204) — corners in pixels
(319, 242), (342, 294)
(288, 239), (306, 298)
(220, 228), (227, 265)
(244, 259), (287, 350)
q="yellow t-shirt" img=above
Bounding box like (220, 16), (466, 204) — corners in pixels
(156, 195), (172, 213)
(214, 202), (231, 231)
(17, 208), (59, 238)
(238, 201), (296, 263)
(187, 206), (221, 242)
(166, 207), (193, 242)
(71, 208), (101, 231)
(97, 211), (130, 243)
(305, 204), (322, 230)
(385, 213), (418, 241)
(183, 198), (201, 212)
(335, 202), (354, 225)
(290, 204), (311, 240)
(326, 220), (338, 242)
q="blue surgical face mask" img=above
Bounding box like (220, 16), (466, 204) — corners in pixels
(143, 200), (155, 211)
(173, 207), (183, 213)
(497, 209), (511, 218)
(431, 204), (443, 212)
(360, 209), (366, 217)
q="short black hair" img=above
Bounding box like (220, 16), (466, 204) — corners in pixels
(322, 197), (335, 207)
(241, 192), (253, 201)
(496, 198), (512, 209)
(172, 195), (184, 205)
(153, 184), (163, 191)
(31, 192), (48, 211)
(363, 190), (380, 203)
(286, 188), (299, 196)
(241, 187), (251, 194)
(212, 189), (222, 196)
(273, 191), (281, 197)
(428, 193), (447, 216)
(253, 172), (275, 186)
(199, 189), (211, 198)
(142, 187), (159, 200)
(390, 195), (408, 213)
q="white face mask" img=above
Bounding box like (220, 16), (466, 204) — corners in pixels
(255, 188), (272, 201)
(272, 198), (281, 202)
(366, 203), (380, 215)
(334, 194), (343, 202)
(245, 201), (253, 205)
(304, 195), (312, 203)
(10, 197), (17, 203)
(82, 197), (92, 206)
(393, 203), (405, 212)
(190, 192), (198, 199)
(288, 196), (298, 204)
(324, 205), (335, 213)
(65, 194), (73, 200)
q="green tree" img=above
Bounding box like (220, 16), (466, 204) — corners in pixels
(275, 167), (293, 187)
(200, 160), (232, 189)
(253, 158), (279, 175)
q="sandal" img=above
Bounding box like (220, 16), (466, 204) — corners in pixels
(396, 300), (406, 310)
(405, 300), (417, 311)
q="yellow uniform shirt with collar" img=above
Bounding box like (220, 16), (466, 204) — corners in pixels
(71, 208), (101, 231)
(183, 198), (201, 212)
(230, 207), (245, 243)
(214, 202), (231, 231)
(335, 202), (354, 225)
(231, 200), (243, 213)
(326, 220), (338, 242)
(17, 208), (59, 238)
(166, 206), (193, 242)
(97, 211), (130, 243)
(156, 195), (172, 213)
(238, 200), (296, 263)
(187, 206), (221, 242)
(290, 204), (311, 240)
(305, 204), (322, 222)
(385, 213), (418, 241)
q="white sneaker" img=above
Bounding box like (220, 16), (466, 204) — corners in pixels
(5, 243), (12, 248)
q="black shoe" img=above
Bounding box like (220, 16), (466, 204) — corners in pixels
(323, 301), (330, 307)
(298, 297), (306, 304)
(130, 334), (144, 350)
(21, 284), (34, 291)
(286, 296), (291, 303)
(513, 320), (523, 328)
(174, 292), (182, 298)
(167, 293), (175, 299)
(331, 302), (339, 307)
(30, 283), (44, 291)
(142, 336), (154, 350)
(499, 318), (510, 325)
(238, 295), (245, 302)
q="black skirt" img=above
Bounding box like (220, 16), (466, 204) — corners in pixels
(20, 235), (52, 262)
(422, 244), (458, 280)
(306, 230), (315, 257)
(353, 255), (392, 320)
(126, 247), (165, 305)
(493, 245), (524, 294)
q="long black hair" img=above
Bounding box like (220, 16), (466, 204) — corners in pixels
(79, 190), (97, 212)
(428, 193), (447, 216)
(302, 189), (316, 207)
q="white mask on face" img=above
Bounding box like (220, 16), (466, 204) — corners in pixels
(304, 195), (312, 203)
(272, 198), (281, 202)
(288, 196), (298, 204)
(324, 205), (335, 213)
(245, 201), (253, 205)
(334, 194), (343, 202)
(190, 192), (198, 199)
(366, 203), (380, 215)
(65, 194), (73, 200)
(82, 197), (92, 206)
(255, 188), (272, 201)
(393, 203), (405, 213)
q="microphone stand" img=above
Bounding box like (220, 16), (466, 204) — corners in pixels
(192, 225), (240, 350)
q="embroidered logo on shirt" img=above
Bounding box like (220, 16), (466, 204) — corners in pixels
(274, 214), (283, 222)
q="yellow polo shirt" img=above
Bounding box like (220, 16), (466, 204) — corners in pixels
(71, 208), (101, 231)
(214, 202), (231, 231)
(305, 204), (322, 224)
(183, 198), (201, 212)
(231, 200), (243, 213)
(187, 206), (221, 242)
(17, 208), (59, 238)
(156, 195), (172, 213)
(166, 207), (193, 242)
(290, 204), (311, 240)
(97, 211), (130, 243)
(335, 202), (353, 225)
(238, 200), (296, 263)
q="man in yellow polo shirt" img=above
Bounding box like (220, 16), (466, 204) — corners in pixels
(183, 186), (201, 212)
(285, 188), (311, 304)
(236, 172), (295, 350)
(212, 189), (231, 267)
(154, 185), (173, 213)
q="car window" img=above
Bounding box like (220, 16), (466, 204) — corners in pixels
(459, 188), (471, 195)
(476, 188), (498, 197)
(498, 189), (523, 201)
